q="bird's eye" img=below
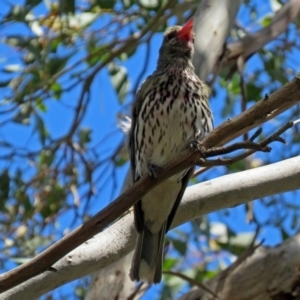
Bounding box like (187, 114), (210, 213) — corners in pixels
(166, 32), (177, 41)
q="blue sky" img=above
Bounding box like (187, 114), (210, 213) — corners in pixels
(0, 0), (300, 299)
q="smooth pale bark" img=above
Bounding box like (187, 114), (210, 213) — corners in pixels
(85, 171), (135, 300)
(193, 0), (241, 80)
(2, 156), (300, 300)
(179, 232), (300, 300)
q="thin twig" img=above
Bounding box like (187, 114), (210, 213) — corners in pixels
(195, 121), (293, 167)
(163, 270), (220, 299)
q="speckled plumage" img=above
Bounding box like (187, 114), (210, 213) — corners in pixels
(129, 20), (213, 284)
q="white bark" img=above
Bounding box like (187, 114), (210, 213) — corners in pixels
(85, 171), (135, 300)
(193, 0), (241, 80)
(2, 156), (300, 299)
(85, 252), (135, 300)
(180, 232), (300, 300)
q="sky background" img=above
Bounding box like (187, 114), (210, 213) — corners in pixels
(0, 0), (300, 299)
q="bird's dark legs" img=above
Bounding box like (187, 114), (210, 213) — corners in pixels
(147, 163), (162, 179)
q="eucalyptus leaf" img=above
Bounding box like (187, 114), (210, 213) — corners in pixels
(35, 114), (49, 146)
(108, 62), (130, 103)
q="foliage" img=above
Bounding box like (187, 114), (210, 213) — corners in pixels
(0, 0), (300, 298)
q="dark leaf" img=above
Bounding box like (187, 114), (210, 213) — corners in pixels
(46, 52), (75, 76)
(26, 0), (42, 7)
(169, 238), (187, 256)
(78, 128), (92, 148)
(39, 150), (55, 167)
(163, 258), (178, 271)
(50, 83), (62, 100)
(35, 114), (49, 146)
(96, 0), (117, 9)
(60, 0), (75, 14)
(0, 170), (10, 210)
(246, 82), (261, 102)
(108, 62), (130, 103)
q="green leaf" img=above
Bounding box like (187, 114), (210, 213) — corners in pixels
(246, 82), (261, 102)
(2, 5), (28, 23)
(291, 214), (299, 230)
(169, 238), (187, 256)
(50, 83), (62, 100)
(15, 190), (34, 218)
(46, 52), (75, 76)
(0, 80), (11, 87)
(108, 62), (130, 103)
(4, 36), (26, 47)
(23, 235), (52, 252)
(114, 154), (127, 166)
(226, 160), (245, 172)
(0, 170), (10, 210)
(216, 232), (256, 256)
(194, 269), (217, 282)
(40, 184), (66, 218)
(3, 64), (23, 73)
(23, 195), (34, 217)
(26, 0), (42, 7)
(36, 98), (47, 112)
(260, 15), (273, 27)
(96, 0), (117, 9)
(67, 13), (98, 28)
(11, 257), (31, 264)
(78, 128), (91, 148)
(35, 114), (49, 146)
(227, 73), (241, 95)
(86, 43), (110, 66)
(121, 0), (134, 9)
(39, 150), (55, 167)
(139, 0), (159, 9)
(163, 258), (178, 271)
(13, 103), (32, 125)
(280, 227), (289, 240)
(60, 0), (75, 14)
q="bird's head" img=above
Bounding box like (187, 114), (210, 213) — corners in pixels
(157, 19), (195, 69)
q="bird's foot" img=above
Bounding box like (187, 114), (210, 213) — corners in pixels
(147, 163), (162, 179)
(189, 139), (205, 157)
(189, 139), (200, 149)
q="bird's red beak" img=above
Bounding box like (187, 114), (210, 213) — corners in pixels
(177, 19), (193, 42)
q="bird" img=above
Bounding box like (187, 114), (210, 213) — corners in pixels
(129, 19), (213, 284)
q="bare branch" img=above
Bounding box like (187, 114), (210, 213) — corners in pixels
(0, 77), (299, 293)
(163, 271), (220, 299)
(179, 233), (300, 300)
(224, 0), (300, 66)
(2, 155), (300, 299)
(196, 121), (293, 167)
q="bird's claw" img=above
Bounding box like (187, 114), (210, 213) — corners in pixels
(189, 139), (206, 157)
(189, 140), (200, 149)
(147, 163), (161, 179)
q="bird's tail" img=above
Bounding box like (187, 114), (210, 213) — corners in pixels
(130, 223), (166, 284)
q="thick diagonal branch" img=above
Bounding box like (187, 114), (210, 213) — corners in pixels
(2, 155), (300, 300)
(0, 77), (299, 293)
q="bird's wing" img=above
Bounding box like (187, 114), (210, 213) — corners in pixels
(130, 75), (153, 233)
(166, 167), (195, 232)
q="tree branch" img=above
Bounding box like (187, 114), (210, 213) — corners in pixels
(0, 77), (299, 293)
(179, 233), (300, 300)
(197, 121), (293, 167)
(2, 155), (300, 299)
(224, 0), (300, 66)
